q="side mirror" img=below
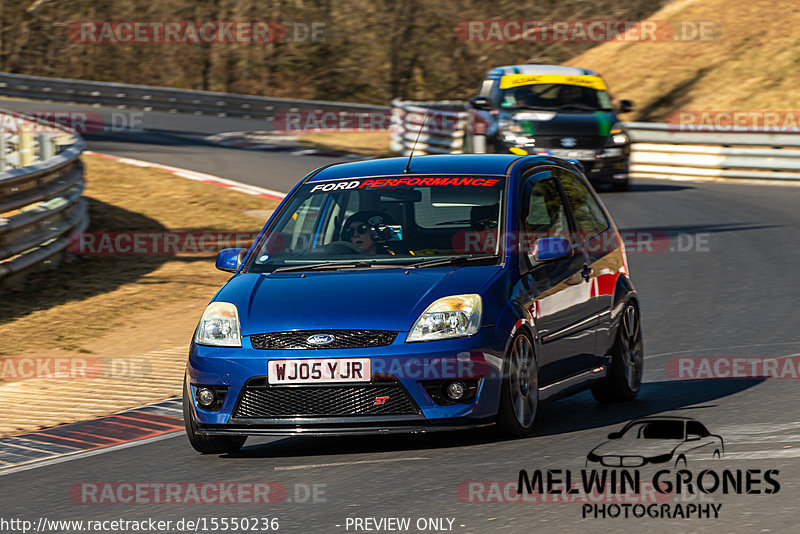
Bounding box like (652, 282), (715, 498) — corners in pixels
(607, 432), (621, 440)
(215, 248), (246, 272)
(469, 96), (491, 111)
(686, 433), (701, 441)
(533, 237), (572, 262)
(618, 99), (634, 113)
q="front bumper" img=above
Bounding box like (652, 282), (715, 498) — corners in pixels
(493, 138), (630, 183)
(186, 327), (507, 435)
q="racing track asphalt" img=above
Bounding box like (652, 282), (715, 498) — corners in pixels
(2, 99), (800, 533)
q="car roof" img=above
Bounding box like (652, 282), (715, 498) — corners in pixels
(306, 154), (525, 182)
(626, 416), (698, 423)
(486, 65), (600, 78)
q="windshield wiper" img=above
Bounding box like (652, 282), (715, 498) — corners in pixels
(271, 261), (375, 273)
(411, 255), (500, 269)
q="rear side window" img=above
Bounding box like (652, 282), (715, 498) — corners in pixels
(558, 171), (608, 243)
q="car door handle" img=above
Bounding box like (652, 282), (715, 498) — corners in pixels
(581, 265), (593, 282)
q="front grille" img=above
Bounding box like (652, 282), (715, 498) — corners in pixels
(250, 330), (397, 350)
(533, 136), (605, 149)
(233, 379), (420, 418)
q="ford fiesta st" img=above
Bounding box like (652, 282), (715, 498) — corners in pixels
(469, 65), (634, 190)
(183, 154), (643, 453)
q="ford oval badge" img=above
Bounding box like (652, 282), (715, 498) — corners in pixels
(307, 334), (335, 346)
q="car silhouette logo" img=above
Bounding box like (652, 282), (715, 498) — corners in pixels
(586, 416), (724, 468)
(560, 137), (577, 148)
(306, 334), (336, 346)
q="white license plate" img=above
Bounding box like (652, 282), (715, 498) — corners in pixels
(268, 358), (371, 385)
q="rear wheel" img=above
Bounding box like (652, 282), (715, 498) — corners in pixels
(592, 303), (643, 403)
(496, 332), (538, 436)
(183, 377), (246, 454)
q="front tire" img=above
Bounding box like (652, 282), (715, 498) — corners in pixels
(496, 332), (539, 436)
(592, 303), (643, 403)
(183, 377), (246, 454)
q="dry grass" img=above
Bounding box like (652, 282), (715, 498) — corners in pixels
(0, 154), (278, 357)
(566, 0), (800, 120)
(297, 131), (393, 156)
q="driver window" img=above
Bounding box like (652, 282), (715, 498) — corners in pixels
(522, 176), (569, 239)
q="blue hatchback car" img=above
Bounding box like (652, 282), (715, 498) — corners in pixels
(184, 154), (643, 453)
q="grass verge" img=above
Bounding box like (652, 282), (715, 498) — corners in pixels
(297, 131), (393, 156)
(0, 154), (278, 358)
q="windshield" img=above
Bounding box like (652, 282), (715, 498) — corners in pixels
(500, 83), (613, 111)
(244, 175), (506, 272)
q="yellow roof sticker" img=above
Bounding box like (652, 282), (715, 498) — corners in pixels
(499, 74), (607, 91)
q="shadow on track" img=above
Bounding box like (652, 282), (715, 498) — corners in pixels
(597, 182), (694, 193)
(221, 378), (763, 459)
(0, 199), (169, 323)
(617, 222), (780, 237)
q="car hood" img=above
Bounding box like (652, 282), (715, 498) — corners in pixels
(215, 265), (503, 335)
(502, 110), (616, 137)
(590, 439), (683, 458)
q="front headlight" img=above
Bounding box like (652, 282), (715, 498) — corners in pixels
(194, 302), (241, 347)
(499, 118), (522, 134)
(406, 294), (482, 342)
(608, 122), (629, 145)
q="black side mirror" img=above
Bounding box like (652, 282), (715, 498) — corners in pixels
(618, 99), (634, 113)
(469, 96), (491, 111)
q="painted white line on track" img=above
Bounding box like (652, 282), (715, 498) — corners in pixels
(274, 457), (429, 471)
(84, 151), (287, 200)
(635, 175), (800, 188)
(644, 342), (800, 360)
(0, 431), (183, 477)
(723, 449), (800, 460)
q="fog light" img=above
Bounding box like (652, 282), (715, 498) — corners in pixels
(446, 381), (465, 401)
(197, 387), (216, 407)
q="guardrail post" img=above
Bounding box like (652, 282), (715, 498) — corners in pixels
(0, 131), (6, 171)
(471, 112), (487, 154)
(18, 124), (34, 167)
(37, 133), (55, 161)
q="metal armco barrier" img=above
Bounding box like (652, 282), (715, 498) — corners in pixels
(390, 99), (475, 155)
(391, 101), (800, 182)
(0, 109), (87, 287)
(0, 72), (389, 120)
